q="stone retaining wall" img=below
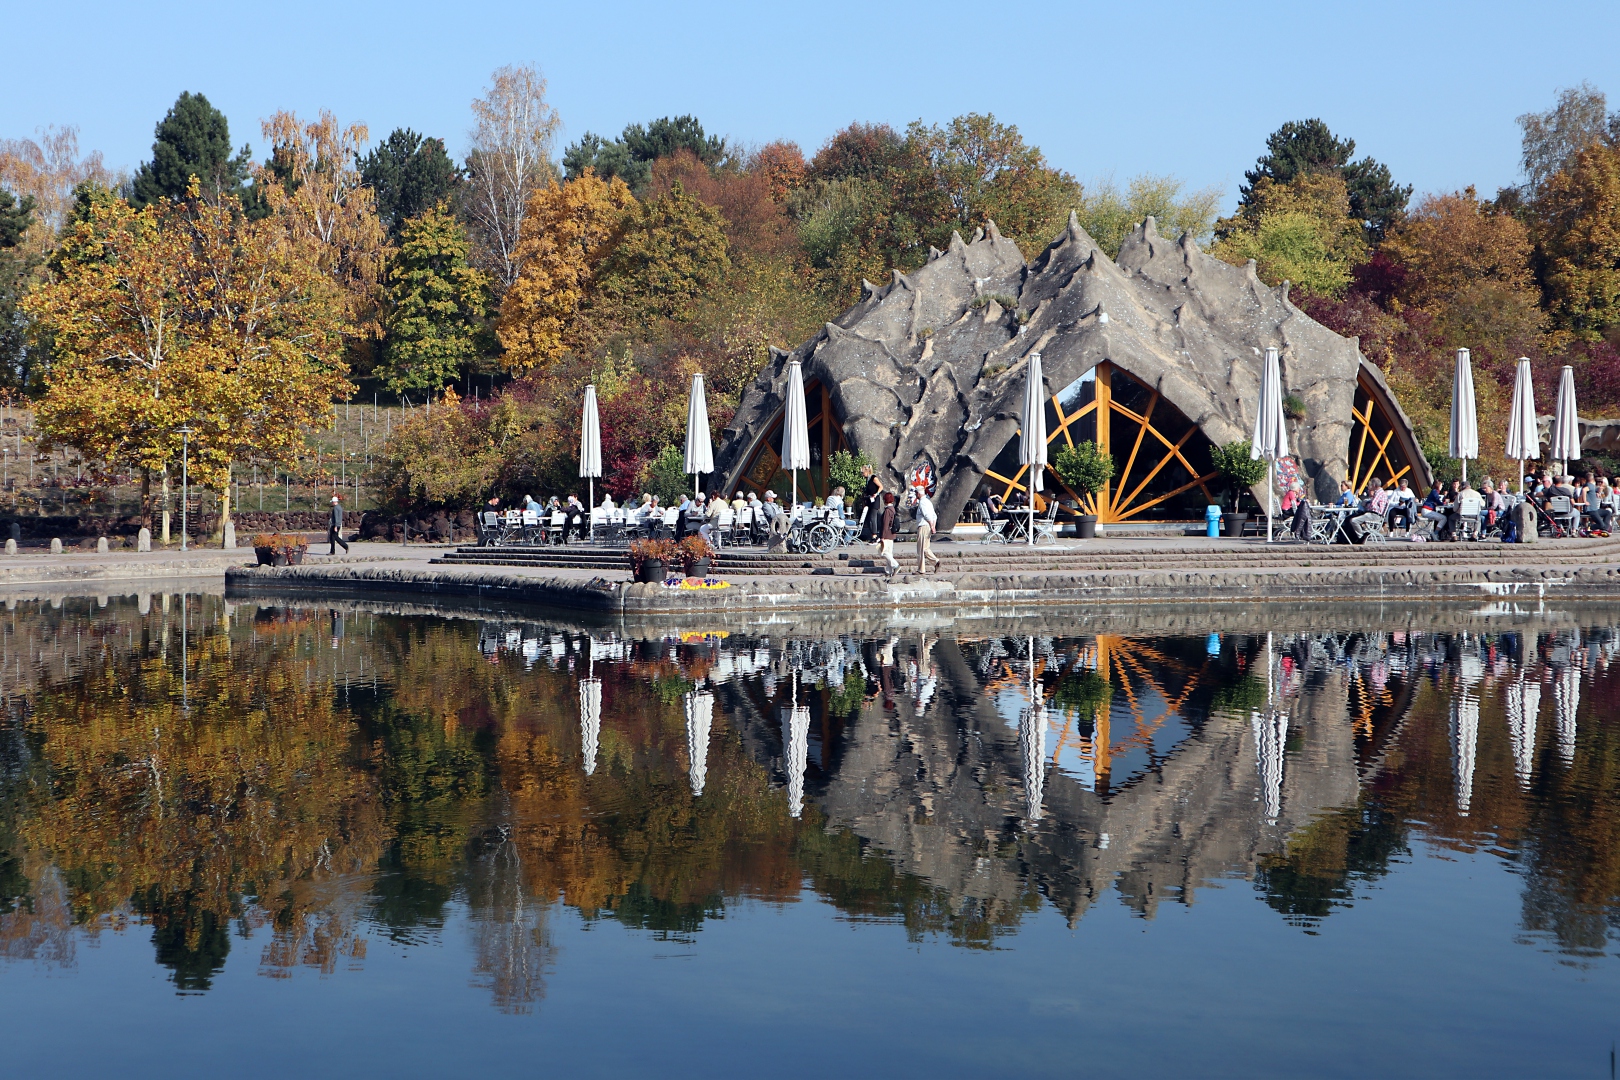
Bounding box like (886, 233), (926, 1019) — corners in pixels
(227, 562), (1620, 616)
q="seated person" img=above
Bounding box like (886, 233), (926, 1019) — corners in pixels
(1480, 481), (1506, 532)
(1334, 480), (1360, 509)
(1351, 478), (1390, 540)
(1593, 479), (1619, 533)
(1388, 477), (1417, 530)
(1418, 484), (1449, 539)
(1289, 483), (1312, 541)
(563, 494), (586, 541)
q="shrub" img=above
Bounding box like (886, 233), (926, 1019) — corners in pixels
(827, 448), (872, 495)
(1210, 440), (1269, 510)
(1051, 440), (1115, 498)
(250, 532), (307, 553)
(628, 537), (677, 573)
(677, 534), (715, 563)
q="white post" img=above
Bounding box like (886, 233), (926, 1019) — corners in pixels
(1267, 461), (1275, 544)
(588, 478), (594, 543)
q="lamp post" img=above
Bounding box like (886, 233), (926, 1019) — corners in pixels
(177, 427), (192, 551)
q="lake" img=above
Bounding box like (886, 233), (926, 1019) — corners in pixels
(1, 593), (1617, 1078)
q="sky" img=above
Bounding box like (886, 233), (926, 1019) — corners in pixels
(5, 0), (1620, 210)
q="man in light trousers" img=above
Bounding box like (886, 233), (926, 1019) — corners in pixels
(912, 487), (941, 574)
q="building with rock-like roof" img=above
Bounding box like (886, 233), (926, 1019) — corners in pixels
(712, 214), (1430, 529)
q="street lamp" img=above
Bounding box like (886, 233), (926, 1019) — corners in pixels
(177, 427), (193, 551)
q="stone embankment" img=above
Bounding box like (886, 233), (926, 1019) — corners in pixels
(228, 535), (1620, 616)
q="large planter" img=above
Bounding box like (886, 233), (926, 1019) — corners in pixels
(286, 549), (305, 566)
(636, 559), (666, 583)
(1075, 515), (1098, 540)
(1222, 512), (1249, 538)
(686, 557), (712, 578)
(255, 546), (276, 566)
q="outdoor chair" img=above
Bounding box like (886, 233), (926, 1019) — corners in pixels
(478, 510), (502, 546)
(520, 509), (542, 543)
(731, 507), (753, 546)
(1032, 501), (1059, 544)
(661, 507), (680, 538)
(1546, 495), (1580, 537)
(548, 511), (567, 544)
(978, 500), (1009, 544)
(713, 507), (734, 548)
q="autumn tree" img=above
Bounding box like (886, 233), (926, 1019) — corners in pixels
(1076, 173), (1222, 256)
(1380, 188), (1542, 352)
(595, 181), (730, 328)
(1214, 172), (1368, 297)
(904, 113), (1080, 255)
(360, 128), (462, 240)
(380, 204), (488, 394)
(496, 169), (635, 374)
(23, 183), (352, 528)
(1531, 140), (1620, 338)
(131, 92), (253, 207)
(1239, 118), (1411, 242)
(1516, 82), (1618, 198)
(0, 188), (34, 389)
(0, 126), (115, 258)
(257, 110), (389, 344)
(464, 65), (562, 295)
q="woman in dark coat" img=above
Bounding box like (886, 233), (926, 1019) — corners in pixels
(857, 466), (884, 542)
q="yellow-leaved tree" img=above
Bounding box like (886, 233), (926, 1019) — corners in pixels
(496, 169), (635, 374)
(23, 181), (352, 539)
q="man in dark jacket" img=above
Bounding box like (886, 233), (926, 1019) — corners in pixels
(328, 496), (349, 554)
(878, 492), (899, 578)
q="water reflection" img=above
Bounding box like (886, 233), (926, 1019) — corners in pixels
(0, 595), (1618, 1009)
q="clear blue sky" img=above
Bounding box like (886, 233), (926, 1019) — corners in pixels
(5, 0), (1618, 208)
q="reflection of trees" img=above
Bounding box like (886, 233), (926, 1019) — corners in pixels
(15, 604), (386, 989)
(466, 830), (556, 1015)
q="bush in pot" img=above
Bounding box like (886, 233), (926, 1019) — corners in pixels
(628, 538), (677, 582)
(1210, 440), (1269, 534)
(1051, 441), (1115, 538)
(251, 532), (308, 566)
(677, 534), (716, 577)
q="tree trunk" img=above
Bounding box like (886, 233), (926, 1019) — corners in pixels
(140, 468), (152, 525)
(218, 482), (232, 548)
(160, 468), (171, 544)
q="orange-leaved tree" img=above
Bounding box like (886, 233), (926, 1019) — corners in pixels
(496, 168), (635, 374)
(23, 181), (352, 532)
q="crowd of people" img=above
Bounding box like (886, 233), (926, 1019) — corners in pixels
(1276, 468), (1618, 543)
(478, 463), (945, 576)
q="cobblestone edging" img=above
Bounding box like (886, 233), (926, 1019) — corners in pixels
(226, 561), (1620, 615)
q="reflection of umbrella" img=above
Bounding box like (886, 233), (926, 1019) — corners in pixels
(1506, 675), (1541, 789)
(1555, 666), (1580, 765)
(579, 677), (601, 776)
(580, 384), (602, 540)
(684, 687), (713, 797)
(1550, 365), (1580, 474)
(1450, 685), (1480, 816)
(782, 676), (809, 819)
(1505, 357), (1539, 494)
(1251, 632), (1287, 824)
(683, 372), (713, 497)
(1020, 635), (1046, 821)
(783, 361), (811, 510)
(1251, 347), (1289, 542)
(1019, 353), (1048, 546)
(1450, 348), (1479, 485)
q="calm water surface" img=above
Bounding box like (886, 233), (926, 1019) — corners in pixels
(1, 595), (1618, 1077)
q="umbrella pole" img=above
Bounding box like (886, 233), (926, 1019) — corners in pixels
(1462, 459), (1467, 485)
(1267, 461), (1275, 544)
(589, 478), (594, 543)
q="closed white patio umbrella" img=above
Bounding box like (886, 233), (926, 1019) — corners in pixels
(1555, 664), (1580, 766)
(1505, 357), (1540, 495)
(580, 384), (602, 541)
(1250, 347), (1289, 543)
(1450, 348), (1479, 485)
(579, 675), (601, 776)
(1019, 352), (1048, 546)
(684, 686), (713, 797)
(1450, 655), (1482, 816)
(782, 360), (811, 510)
(1550, 365), (1580, 477)
(1251, 632), (1288, 825)
(684, 373), (714, 500)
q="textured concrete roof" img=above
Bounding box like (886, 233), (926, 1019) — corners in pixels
(715, 214), (1427, 524)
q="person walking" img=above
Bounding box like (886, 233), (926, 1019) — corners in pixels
(913, 486), (941, 574)
(878, 492), (900, 579)
(328, 495), (349, 555)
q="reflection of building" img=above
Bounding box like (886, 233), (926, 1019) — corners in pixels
(713, 216), (1429, 525)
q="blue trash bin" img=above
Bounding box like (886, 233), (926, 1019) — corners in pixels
(1206, 505), (1222, 538)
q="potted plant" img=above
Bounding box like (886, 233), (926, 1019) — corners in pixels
(629, 537), (676, 583)
(251, 532), (307, 566)
(1051, 441), (1115, 539)
(1210, 440), (1269, 537)
(677, 534), (715, 577)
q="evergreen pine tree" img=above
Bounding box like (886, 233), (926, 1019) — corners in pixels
(132, 92), (253, 206)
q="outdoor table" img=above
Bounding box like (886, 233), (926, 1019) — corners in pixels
(1310, 504), (1357, 544)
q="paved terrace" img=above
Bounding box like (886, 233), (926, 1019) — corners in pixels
(221, 533), (1620, 615)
